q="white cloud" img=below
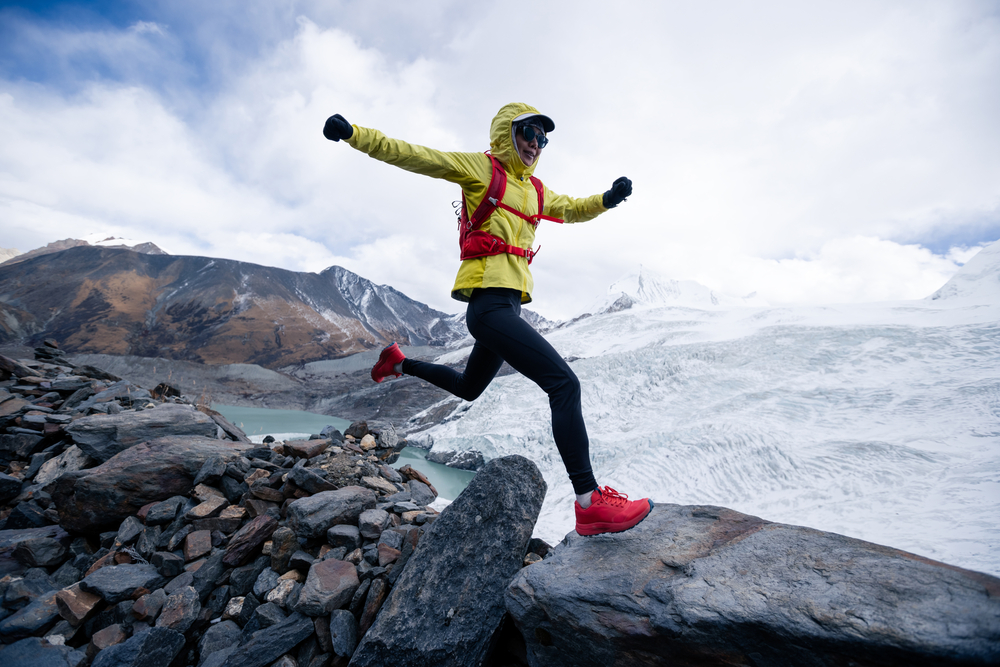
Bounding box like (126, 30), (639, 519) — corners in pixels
(1, 0), (998, 319)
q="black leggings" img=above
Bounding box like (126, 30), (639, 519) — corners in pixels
(401, 288), (598, 495)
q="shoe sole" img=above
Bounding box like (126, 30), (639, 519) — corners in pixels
(576, 499), (654, 536)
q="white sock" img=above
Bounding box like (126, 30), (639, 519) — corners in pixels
(576, 489), (596, 508)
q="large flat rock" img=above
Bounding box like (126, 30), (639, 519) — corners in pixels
(64, 403), (218, 462)
(506, 504), (1000, 666)
(349, 455), (546, 667)
(50, 436), (251, 532)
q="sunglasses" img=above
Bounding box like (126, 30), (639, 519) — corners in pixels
(517, 123), (548, 148)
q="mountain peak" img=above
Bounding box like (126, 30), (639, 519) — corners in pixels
(927, 238), (1000, 303)
(587, 265), (766, 315)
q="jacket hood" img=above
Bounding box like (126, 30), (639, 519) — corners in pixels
(489, 102), (550, 179)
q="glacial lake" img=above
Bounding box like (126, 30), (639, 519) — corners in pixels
(212, 404), (474, 501)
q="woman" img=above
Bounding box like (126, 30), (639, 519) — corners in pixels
(323, 102), (651, 536)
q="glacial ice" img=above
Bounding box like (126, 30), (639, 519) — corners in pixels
(418, 243), (1000, 576)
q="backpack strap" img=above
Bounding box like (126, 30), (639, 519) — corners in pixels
(464, 155), (508, 232)
(458, 153), (564, 264)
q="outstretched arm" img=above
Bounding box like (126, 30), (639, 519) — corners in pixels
(322, 113), (486, 188)
(544, 176), (634, 223)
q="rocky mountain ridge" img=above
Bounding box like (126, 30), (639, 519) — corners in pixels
(0, 246), (467, 369)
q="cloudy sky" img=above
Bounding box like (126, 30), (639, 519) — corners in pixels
(1, 0), (998, 319)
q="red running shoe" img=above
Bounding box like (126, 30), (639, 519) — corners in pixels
(575, 487), (653, 536)
(371, 342), (405, 383)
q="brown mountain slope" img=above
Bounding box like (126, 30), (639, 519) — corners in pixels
(0, 246), (463, 368)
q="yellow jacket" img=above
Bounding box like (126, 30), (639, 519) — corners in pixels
(347, 102), (608, 303)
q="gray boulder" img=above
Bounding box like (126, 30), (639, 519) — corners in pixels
(349, 455), (546, 667)
(80, 564), (165, 604)
(0, 590), (60, 639)
(49, 436), (250, 532)
(221, 611), (315, 667)
(285, 486), (376, 540)
(1, 636), (86, 667)
(90, 626), (186, 667)
(294, 558), (359, 616)
(506, 504), (1000, 667)
(63, 403), (218, 462)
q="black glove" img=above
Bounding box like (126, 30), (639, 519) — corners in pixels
(603, 177), (632, 208)
(323, 114), (353, 142)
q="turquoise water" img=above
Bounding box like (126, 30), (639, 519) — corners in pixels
(212, 404), (474, 501)
(212, 404), (351, 439)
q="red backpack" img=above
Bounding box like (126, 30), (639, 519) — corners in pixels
(457, 154), (563, 264)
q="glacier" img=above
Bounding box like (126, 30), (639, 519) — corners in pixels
(416, 242), (1000, 577)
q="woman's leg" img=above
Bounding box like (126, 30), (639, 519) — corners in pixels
(401, 341), (504, 402)
(465, 289), (598, 496)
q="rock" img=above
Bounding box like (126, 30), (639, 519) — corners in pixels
(294, 558), (359, 616)
(63, 403), (218, 462)
(407, 480), (436, 506)
(114, 515), (144, 547)
(506, 504), (1000, 667)
(285, 486), (376, 540)
(89, 622), (127, 656)
(253, 568), (281, 599)
(397, 465), (437, 497)
(377, 544), (400, 567)
(90, 626), (185, 667)
(221, 611), (315, 667)
(349, 455), (546, 667)
(328, 608), (358, 658)
(185, 495), (228, 521)
(358, 509), (390, 540)
(0, 589), (60, 638)
(0, 433), (43, 465)
(56, 582), (101, 627)
(145, 496), (187, 525)
(319, 426), (343, 442)
(366, 420), (397, 449)
(359, 434), (377, 451)
(12, 536), (67, 568)
(265, 579), (300, 608)
(50, 436), (250, 532)
(155, 585), (201, 634)
(230, 556), (269, 597)
(131, 588), (167, 622)
(193, 457), (228, 487)
(191, 551), (227, 601)
(325, 524), (360, 551)
(360, 476), (396, 495)
(269, 527), (298, 574)
(284, 439), (330, 459)
(1, 636), (86, 667)
(80, 563), (165, 604)
(151, 551), (184, 578)
(287, 465), (335, 494)
(184, 530), (213, 562)
(222, 594), (259, 626)
(196, 406), (251, 444)
(0, 472), (21, 504)
(199, 619), (242, 663)
(32, 446), (94, 486)
(223, 514), (278, 567)
(288, 550), (314, 572)
(357, 577), (389, 636)
(241, 601), (286, 639)
(0, 354), (36, 379)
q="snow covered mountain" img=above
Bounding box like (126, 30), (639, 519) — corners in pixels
(413, 240), (1000, 577)
(582, 265), (768, 315)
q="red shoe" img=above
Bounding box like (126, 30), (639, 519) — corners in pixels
(575, 487), (653, 536)
(371, 342), (406, 383)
